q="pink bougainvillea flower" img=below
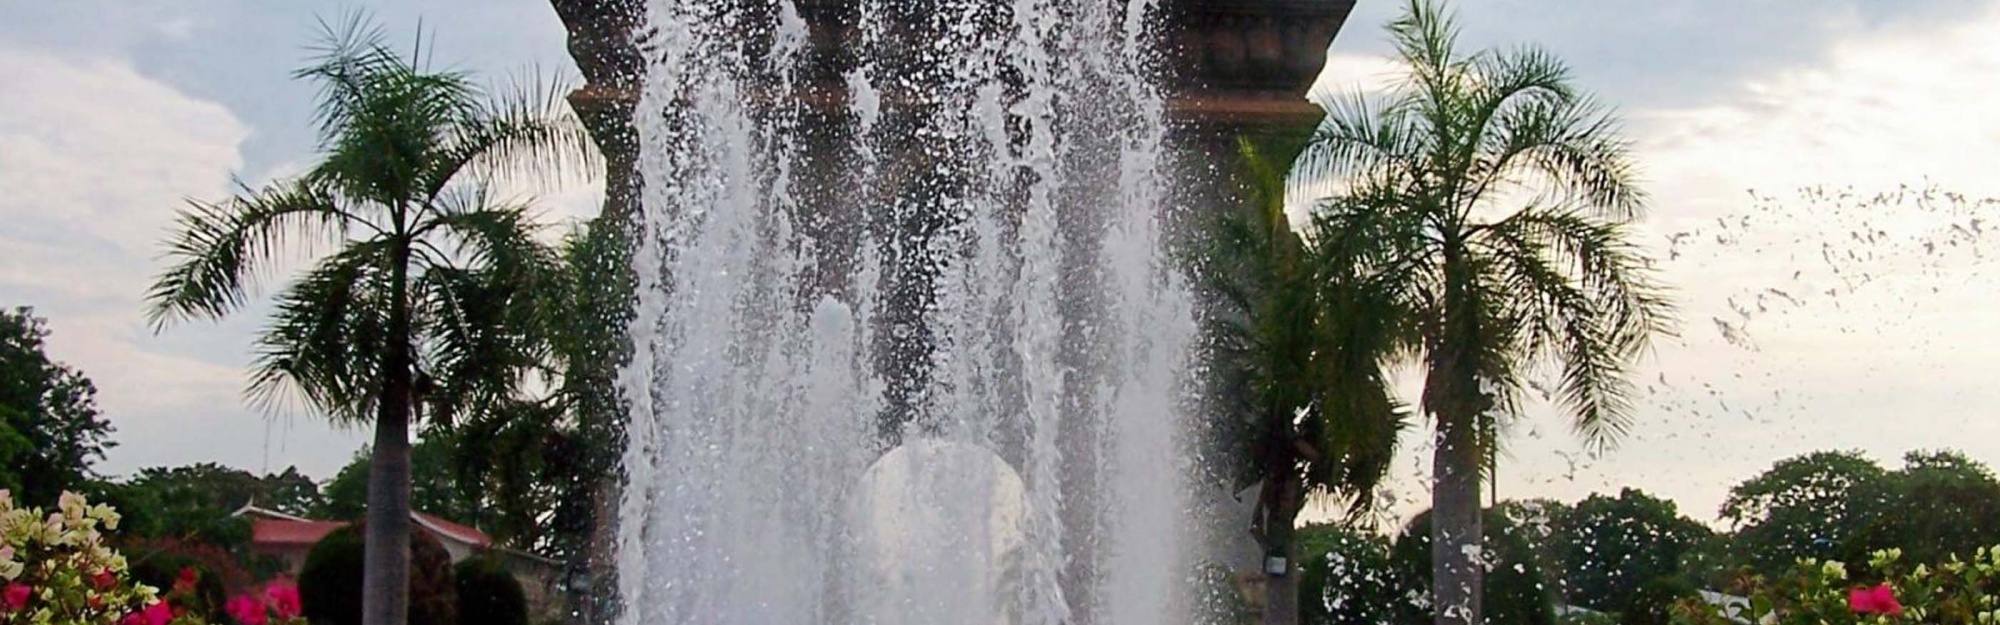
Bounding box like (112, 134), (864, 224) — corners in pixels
(264, 579), (302, 619)
(119, 601), (172, 625)
(2, 582), (30, 611)
(1849, 583), (1904, 616)
(174, 567), (198, 595)
(142, 601), (173, 625)
(227, 594), (269, 625)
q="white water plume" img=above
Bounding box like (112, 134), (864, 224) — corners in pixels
(617, 0), (1196, 622)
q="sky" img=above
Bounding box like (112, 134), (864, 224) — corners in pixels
(3, 0), (1999, 529)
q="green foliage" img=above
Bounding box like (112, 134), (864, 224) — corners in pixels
(1296, 523), (1404, 625)
(1553, 488), (1714, 614)
(1390, 509), (1557, 625)
(96, 463), (324, 557)
(1204, 139), (1408, 516)
(0, 306), (114, 503)
(298, 526), (365, 625)
(127, 549), (231, 619)
(1495, 499), (1574, 600)
(1720, 449), (2000, 579)
(1844, 450), (2000, 567)
(1292, 0), (1671, 618)
(434, 220), (632, 560)
(298, 523), (458, 625)
(320, 441), (473, 523)
(1673, 547), (2000, 625)
(143, 16), (592, 621)
(454, 556), (529, 625)
(1719, 450), (1887, 575)
(1624, 576), (1696, 625)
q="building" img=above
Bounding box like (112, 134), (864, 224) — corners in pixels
(233, 504), (565, 618)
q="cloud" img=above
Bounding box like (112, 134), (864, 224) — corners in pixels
(1330, 0), (1994, 110)
(0, 45), (368, 479)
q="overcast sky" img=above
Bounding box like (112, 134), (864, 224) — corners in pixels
(3, 0), (1998, 529)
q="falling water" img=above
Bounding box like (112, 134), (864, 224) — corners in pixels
(616, 0), (1195, 621)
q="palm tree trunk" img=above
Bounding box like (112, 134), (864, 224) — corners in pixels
(1261, 486), (1300, 625)
(1258, 432), (1302, 625)
(363, 243), (416, 625)
(1432, 411), (1483, 625)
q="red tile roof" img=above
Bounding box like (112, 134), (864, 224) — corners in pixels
(243, 507), (492, 550)
(412, 513), (490, 548)
(251, 518), (348, 547)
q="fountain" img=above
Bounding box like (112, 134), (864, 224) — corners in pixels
(568, 0), (1356, 622)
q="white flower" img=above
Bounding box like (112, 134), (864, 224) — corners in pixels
(1823, 560), (1848, 580)
(57, 491), (87, 521)
(0, 545), (17, 581)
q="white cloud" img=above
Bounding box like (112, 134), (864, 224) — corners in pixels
(0, 45), (367, 479)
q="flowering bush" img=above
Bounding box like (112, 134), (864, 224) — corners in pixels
(1672, 547), (2000, 624)
(222, 579), (302, 625)
(0, 490), (208, 625)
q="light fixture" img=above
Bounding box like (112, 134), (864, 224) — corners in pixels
(1264, 556), (1288, 576)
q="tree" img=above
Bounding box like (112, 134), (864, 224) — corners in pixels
(1293, 2), (1671, 622)
(1205, 139), (1408, 625)
(1296, 523), (1404, 625)
(1847, 450), (2000, 567)
(144, 18), (592, 625)
(0, 306), (115, 503)
(1552, 488), (1713, 616)
(1389, 508), (1555, 625)
(107, 463), (325, 551)
(320, 440), (471, 524)
(433, 220), (632, 559)
(1718, 450), (1887, 576)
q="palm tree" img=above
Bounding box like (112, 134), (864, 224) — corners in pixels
(1205, 138), (1407, 625)
(438, 217), (630, 562)
(1292, 2), (1672, 623)
(145, 18), (592, 625)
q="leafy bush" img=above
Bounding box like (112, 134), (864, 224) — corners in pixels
(453, 557), (527, 625)
(1624, 576), (1696, 625)
(297, 522), (457, 625)
(1296, 523), (1404, 625)
(1389, 508), (1556, 625)
(122, 537), (246, 618)
(1672, 547), (2000, 624)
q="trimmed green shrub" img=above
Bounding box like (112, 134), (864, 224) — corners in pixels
(455, 556), (529, 625)
(298, 520), (459, 625)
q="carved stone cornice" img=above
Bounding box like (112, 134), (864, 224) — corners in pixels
(555, 0), (1351, 125)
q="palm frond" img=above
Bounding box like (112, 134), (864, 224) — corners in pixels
(1292, 91), (1424, 207)
(303, 25), (479, 209)
(247, 240), (395, 423)
(415, 265), (547, 427)
(1386, 0), (1463, 94)
(297, 12), (402, 148)
(1474, 91), (1645, 221)
(146, 180), (349, 329)
(1474, 207), (1673, 449)
(426, 71), (601, 196)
